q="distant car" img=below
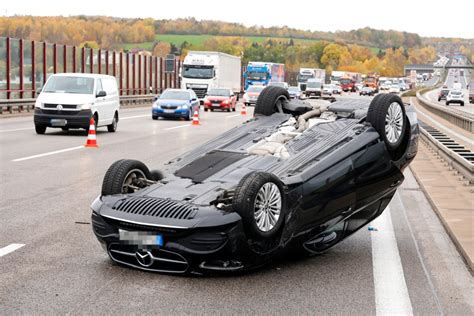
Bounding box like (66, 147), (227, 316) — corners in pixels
(322, 84), (333, 96)
(446, 90), (464, 106)
(389, 84), (401, 94)
(380, 81), (392, 90)
(288, 86), (302, 99)
(243, 85), (265, 106)
(268, 82), (289, 90)
(305, 79), (323, 98)
(203, 88), (237, 112)
(34, 73), (120, 134)
(438, 89), (450, 102)
(332, 84), (342, 94)
(359, 87), (375, 96)
(152, 89), (200, 120)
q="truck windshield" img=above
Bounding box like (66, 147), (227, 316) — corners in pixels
(182, 66), (214, 79)
(247, 71), (267, 80)
(160, 90), (190, 100)
(340, 79), (352, 85)
(297, 74), (314, 82)
(43, 76), (94, 94)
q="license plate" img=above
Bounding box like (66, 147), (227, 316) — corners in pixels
(212, 104), (221, 107)
(163, 109), (175, 113)
(119, 229), (164, 246)
(50, 119), (67, 126)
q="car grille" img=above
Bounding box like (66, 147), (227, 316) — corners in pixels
(108, 243), (189, 273)
(161, 104), (178, 109)
(41, 109), (81, 115)
(43, 103), (77, 109)
(190, 87), (207, 99)
(112, 197), (198, 220)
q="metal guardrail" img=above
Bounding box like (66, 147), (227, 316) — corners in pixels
(419, 121), (474, 184)
(0, 95), (156, 114)
(416, 91), (474, 133)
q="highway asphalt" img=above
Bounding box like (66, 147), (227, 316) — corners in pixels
(0, 97), (472, 314)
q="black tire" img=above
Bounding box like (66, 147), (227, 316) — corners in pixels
(185, 109), (192, 121)
(101, 159), (152, 196)
(204, 108), (209, 112)
(35, 125), (46, 135)
(254, 86), (290, 116)
(152, 115), (158, 120)
(150, 169), (164, 181)
(366, 93), (386, 124)
(461, 102), (464, 106)
(232, 172), (286, 239)
(107, 112), (118, 132)
(446, 102), (449, 106)
(367, 94), (407, 152)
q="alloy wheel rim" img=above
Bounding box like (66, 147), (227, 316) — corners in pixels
(122, 169), (146, 193)
(254, 182), (282, 232)
(385, 102), (404, 144)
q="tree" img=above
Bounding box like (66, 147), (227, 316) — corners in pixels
(153, 42), (171, 58)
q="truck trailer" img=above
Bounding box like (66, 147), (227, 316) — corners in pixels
(181, 51), (241, 102)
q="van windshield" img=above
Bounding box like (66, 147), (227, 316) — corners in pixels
(43, 76), (94, 94)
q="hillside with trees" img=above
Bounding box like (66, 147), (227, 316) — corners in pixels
(1, 15), (466, 76)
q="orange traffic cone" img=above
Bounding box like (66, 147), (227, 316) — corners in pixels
(85, 117), (99, 147)
(192, 110), (200, 125)
(240, 103), (247, 115)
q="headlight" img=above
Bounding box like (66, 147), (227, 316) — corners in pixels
(81, 103), (93, 110)
(181, 104), (188, 109)
(153, 102), (161, 108)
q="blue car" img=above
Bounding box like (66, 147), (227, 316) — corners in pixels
(152, 89), (200, 120)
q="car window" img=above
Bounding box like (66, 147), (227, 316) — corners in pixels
(95, 79), (103, 94)
(43, 76), (94, 94)
(160, 90), (190, 100)
(102, 78), (118, 96)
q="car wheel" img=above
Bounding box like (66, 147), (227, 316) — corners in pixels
(366, 93), (386, 123)
(461, 102), (464, 106)
(446, 102), (449, 106)
(107, 112), (118, 132)
(101, 159), (152, 196)
(210, 108), (214, 112)
(232, 172), (285, 239)
(255, 86), (289, 116)
(204, 108), (209, 112)
(186, 109), (192, 121)
(367, 94), (407, 152)
(152, 115), (158, 120)
(35, 124), (46, 135)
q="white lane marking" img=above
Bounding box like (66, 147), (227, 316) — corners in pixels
(371, 207), (413, 315)
(226, 114), (242, 118)
(12, 145), (84, 162)
(164, 124), (189, 131)
(0, 243), (25, 257)
(120, 114), (150, 120)
(0, 127), (32, 133)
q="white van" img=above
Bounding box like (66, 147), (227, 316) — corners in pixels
(34, 73), (120, 134)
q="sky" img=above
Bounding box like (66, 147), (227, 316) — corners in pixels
(4, 0), (474, 39)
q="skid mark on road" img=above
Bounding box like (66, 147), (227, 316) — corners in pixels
(0, 243), (25, 257)
(371, 207), (413, 315)
(12, 145), (84, 162)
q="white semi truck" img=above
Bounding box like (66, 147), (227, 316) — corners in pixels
(297, 68), (325, 91)
(181, 51), (241, 102)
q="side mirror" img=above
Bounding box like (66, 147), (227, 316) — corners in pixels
(153, 95), (159, 102)
(191, 98), (197, 101)
(36, 88), (42, 95)
(96, 90), (107, 98)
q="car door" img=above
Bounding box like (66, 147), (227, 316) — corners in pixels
(94, 78), (108, 125)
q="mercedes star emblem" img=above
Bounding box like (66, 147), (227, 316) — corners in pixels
(135, 250), (153, 267)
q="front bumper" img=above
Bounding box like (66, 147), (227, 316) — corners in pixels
(91, 196), (258, 274)
(153, 108), (190, 118)
(305, 91), (321, 97)
(204, 103), (231, 110)
(34, 108), (91, 128)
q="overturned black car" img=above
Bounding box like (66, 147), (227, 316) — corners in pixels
(91, 86), (418, 274)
